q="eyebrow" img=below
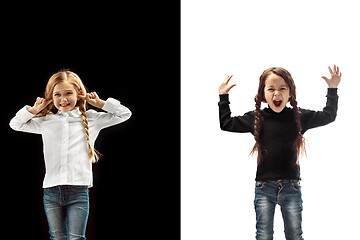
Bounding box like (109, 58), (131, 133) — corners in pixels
(53, 89), (75, 93)
(266, 84), (288, 88)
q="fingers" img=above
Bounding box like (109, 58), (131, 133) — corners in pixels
(36, 97), (46, 105)
(328, 66), (333, 75)
(224, 75), (233, 84)
(87, 92), (98, 99)
(321, 76), (329, 82)
(328, 64), (341, 76)
(228, 84), (237, 91)
(78, 92), (98, 101)
(35, 97), (52, 108)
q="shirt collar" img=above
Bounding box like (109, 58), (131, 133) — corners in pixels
(56, 107), (82, 117)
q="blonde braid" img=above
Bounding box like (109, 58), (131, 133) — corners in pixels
(78, 100), (97, 163)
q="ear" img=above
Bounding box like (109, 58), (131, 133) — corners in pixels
(288, 94), (293, 102)
(77, 89), (87, 100)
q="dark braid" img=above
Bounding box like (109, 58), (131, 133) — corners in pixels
(290, 98), (306, 163)
(251, 94), (264, 164)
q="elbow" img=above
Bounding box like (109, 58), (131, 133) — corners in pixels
(125, 110), (132, 121)
(121, 109), (132, 122)
(9, 119), (18, 131)
(331, 114), (337, 123)
(328, 112), (337, 123)
(325, 112), (337, 124)
(219, 121), (229, 131)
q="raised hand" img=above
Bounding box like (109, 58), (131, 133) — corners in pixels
(28, 97), (53, 115)
(219, 75), (236, 94)
(79, 91), (105, 109)
(321, 64), (342, 88)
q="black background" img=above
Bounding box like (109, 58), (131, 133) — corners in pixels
(2, 2), (180, 239)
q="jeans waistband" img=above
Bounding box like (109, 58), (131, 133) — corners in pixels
(260, 179), (300, 184)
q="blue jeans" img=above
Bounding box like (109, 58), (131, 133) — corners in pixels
(254, 180), (303, 240)
(43, 185), (89, 240)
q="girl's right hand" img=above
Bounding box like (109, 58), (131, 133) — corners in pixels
(219, 75), (236, 94)
(28, 97), (53, 115)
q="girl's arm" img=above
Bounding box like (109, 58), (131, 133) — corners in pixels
(9, 97), (52, 134)
(9, 106), (42, 134)
(83, 92), (132, 129)
(218, 76), (254, 133)
(301, 65), (341, 133)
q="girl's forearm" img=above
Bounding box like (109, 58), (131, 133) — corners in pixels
(27, 106), (38, 115)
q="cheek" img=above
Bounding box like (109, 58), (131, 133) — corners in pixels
(71, 96), (79, 104)
(53, 98), (59, 106)
(264, 92), (271, 103)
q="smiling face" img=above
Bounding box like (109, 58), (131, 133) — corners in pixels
(264, 73), (291, 113)
(52, 81), (80, 112)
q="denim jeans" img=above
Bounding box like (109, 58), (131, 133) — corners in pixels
(254, 180), (303, 240)
(43, 185), (89, 240)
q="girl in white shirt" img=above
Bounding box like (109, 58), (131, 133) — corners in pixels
(9, 70), (131, 239)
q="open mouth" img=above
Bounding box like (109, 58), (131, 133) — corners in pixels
(273, 100), (282, 107)
(60, 102), (71, 107)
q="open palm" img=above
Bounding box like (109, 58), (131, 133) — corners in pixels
(219, 75), (236, 94)
(322, 64), (341, 88)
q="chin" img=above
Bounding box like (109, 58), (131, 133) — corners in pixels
(270, 105), (285, 113)
(55, 105), (75, 112)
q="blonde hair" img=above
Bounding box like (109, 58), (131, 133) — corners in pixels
(38, 69), (99, 163)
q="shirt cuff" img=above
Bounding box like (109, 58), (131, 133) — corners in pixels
(327, 88), (338, 96)
(219, 94), (229, 102)
(16, 105), (36, 122)
(102, 98), (121, 114)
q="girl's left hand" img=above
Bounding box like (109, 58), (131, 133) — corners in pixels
(79, 92), (105, 108)
(321, 64), (342, 88)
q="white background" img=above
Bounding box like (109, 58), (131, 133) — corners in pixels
(181, 0), (360, 239)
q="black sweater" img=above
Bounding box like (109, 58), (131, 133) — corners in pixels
(218, 88), (338, 181)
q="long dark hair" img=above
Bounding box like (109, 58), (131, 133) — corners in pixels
(250, 67), (305, 164)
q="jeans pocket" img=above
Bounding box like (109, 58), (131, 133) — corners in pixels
(255, 181), (265, 190)
(69, 185), (88, 193)
(290, 180), (301, 192)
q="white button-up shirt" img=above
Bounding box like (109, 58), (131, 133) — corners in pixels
(9, 98), (131, 188)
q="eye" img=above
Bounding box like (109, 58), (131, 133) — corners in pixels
(267, 88), (274, 92)
(66, 91), (73, 95)
(54, 93), (60, 97)
(281, 87), (287, 91)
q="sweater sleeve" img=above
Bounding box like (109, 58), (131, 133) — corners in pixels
(300, 88), (338, 134)
(218, 94), (254, 133)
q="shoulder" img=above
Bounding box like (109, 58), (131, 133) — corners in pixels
(237, 110), (255, 122)
(86, 109), (102, 118)
(34, 112), (56, 121)
(299, 107), (315, 116)
(244, 110), (255, 117)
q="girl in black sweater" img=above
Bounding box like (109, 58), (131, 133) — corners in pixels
(218, 65), (341, 240)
